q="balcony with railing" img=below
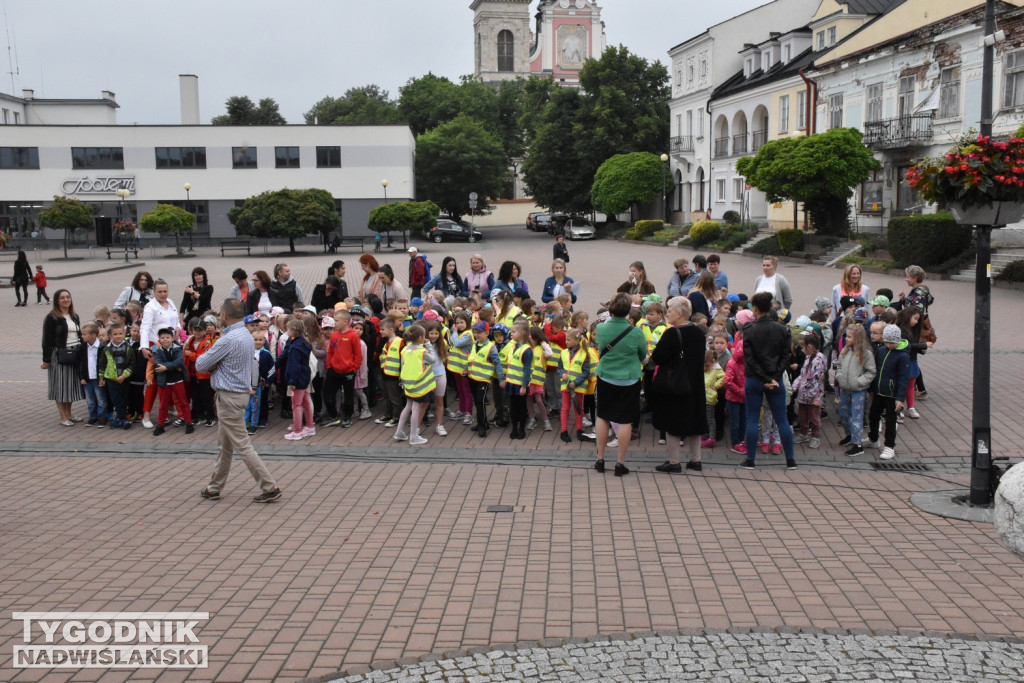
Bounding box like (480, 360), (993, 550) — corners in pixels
(752, 129), (768, 151)
(862, 113), (934, 149)
(732, 132), (748, 155)
(713, 137), (730, 158)
(670, 135), (694, 154)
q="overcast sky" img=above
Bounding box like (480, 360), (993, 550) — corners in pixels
(2, 0), (770, 125)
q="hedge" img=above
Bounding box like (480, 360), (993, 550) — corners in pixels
(996, 260), (1024, 282)
(776, 228), (803, 254)
(887, 212), (971, 268)
(749, 236), (782, 255)
(721, 210), (741, 225)
(688, 220), (723, 247)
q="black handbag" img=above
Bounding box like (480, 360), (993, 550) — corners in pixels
(651, 328), (690, 397)
(56, 346), (79, 365)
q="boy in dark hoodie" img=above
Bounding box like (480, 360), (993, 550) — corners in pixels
(152, 327), (195, 436)
(866, 324), (909, 461)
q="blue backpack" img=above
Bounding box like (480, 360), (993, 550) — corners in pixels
(419, 254), (432, 281)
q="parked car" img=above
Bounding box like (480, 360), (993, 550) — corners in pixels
(534, 213), (553, 233)
(526, 211), (545, 231)
(564, 217), (596, 240)
(427, 218), (483, 243)
(547, 212), (568, 235)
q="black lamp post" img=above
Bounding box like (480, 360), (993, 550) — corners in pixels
(116, 188), (131, 263)
(184, 182), (194, 251)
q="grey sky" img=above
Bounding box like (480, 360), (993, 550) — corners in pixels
(2, 0), (768, 125)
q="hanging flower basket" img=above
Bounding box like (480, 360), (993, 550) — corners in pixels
(907, 132), (1024, 226)
(113, 220), (136, 236)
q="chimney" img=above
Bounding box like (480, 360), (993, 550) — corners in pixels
(179, 74), (200, 125)
(101, 90), (117, 102)
(21, 89), (34, 100)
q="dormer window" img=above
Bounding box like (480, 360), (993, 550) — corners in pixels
(745, 58), (753, 77)
(817, 31), (825, 50)
(827, 27), (836, 46)
(783, 44), (791, 63)
(762, 50), (771, 69)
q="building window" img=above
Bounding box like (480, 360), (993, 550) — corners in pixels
(699, 56), (708, 79)
(687, 61), (695, 84)
(860, 169), (883, 213)
(783, 44), (791, 63)
(698, 111), (704, 138)
(675, 64), (682, 86)
(816, 32), (825, 50)
(12, 111), (18, 124)
(827, 27), (836, 46)
(762, 50), (771, 70)
(715, 179), (727, 202)
(497, 30), (514, 73)
(275, 146), (300, 168)
(898, 76), (915, 117)
(316, 146), (341, 168)
(733, 178), (745, 202)
(779, 95), (790, 133)
(71, 147), (124, 170)
(939, 67), (961, 118)
(865, 84), (883, 123)
(829, 93), (844, 130)
(232, 147), (257, 169)
(797, 90), (806, 130)
(687, 110), (693, 137)
(1004, 50), (1024, 108)
(155, 147), (206, 169)
(0, 147), (39, 169)
(1, 109), (7, 124)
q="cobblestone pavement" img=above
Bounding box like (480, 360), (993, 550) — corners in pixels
(329, 631), (1024, 682)
(2, 232), (1024, 681)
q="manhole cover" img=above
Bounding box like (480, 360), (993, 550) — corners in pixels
(870, 462), (931, 472)
(486, 505), (514, 513)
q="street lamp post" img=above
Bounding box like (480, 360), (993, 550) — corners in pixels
(115, 188), (131, 263)
(660, 153), (669, 223)
(381, 179), (393, 247)
(184, 182), (194, 252)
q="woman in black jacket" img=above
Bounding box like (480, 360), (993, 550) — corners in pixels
(180, 266), (214, 329)
(12, 250), (31, 307)
(41, 288), (85, 425)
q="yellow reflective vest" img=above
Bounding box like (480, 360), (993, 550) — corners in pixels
(530, 343), (547, 386)
(381, 337), (403, 377)
(506, 343), (528, 387)
(468, 341), (498, 382)
(400, 345), (436, 397)
(558, 347), (589, 393)
(447, 330), (471, 374)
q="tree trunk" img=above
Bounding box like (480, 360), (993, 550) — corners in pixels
(63, 229), (69, 259)
(289, 237), (296, 253)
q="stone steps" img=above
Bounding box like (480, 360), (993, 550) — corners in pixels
(812, 242), (862, 267)
(951, 252), (1024, 281)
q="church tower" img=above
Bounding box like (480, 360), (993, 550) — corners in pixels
(529, 0), (605, 86)
(471, 0), (533, 85)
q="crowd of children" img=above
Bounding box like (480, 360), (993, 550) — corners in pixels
(61, 257), (934, 465)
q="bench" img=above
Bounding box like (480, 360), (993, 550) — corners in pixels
(326, 236), (366, 254)
(220, 240), (251, 256)
(106, 245), (140, 260)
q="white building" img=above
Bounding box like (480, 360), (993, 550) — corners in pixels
(0, 88), (118, 126)
(666, 0), (820, 223)
(0, 77), (415, 245)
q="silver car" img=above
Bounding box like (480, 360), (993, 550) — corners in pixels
(565, 217), (595, 240)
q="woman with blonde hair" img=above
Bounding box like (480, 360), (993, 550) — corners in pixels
(831, 264), (870, 315)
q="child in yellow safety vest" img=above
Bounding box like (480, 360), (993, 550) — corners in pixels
(376, 319), (403, 427)
(490, 323), (513, 427)
(448, 311), (474, 423)
(639, 301), (668, 443)
(393, 324), (436, 446)
(557, 329), (596, 443)
(466, 320), (505, 437)
(504, 321), (533, 440)
(527, 326), (554, 432)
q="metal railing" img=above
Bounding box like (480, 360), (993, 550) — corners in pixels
(732, 132), (748, 155)
(862, 113), (934, 149)
(714, 137), (730, 157)
(752, 129), (768, 151)
(670, 135), (694, 154)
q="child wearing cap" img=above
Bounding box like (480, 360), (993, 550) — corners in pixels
(321, 310), (363, 428)
(791, 333), (827, 449)
(409, 297), (424, 320)
(866, 324), (910, 460)
(466, 320), (504, 438)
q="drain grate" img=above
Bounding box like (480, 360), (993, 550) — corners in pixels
(870, 462), (931, 472)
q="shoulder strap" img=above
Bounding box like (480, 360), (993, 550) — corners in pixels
(601, 325), (634, 356)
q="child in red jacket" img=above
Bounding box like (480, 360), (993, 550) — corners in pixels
(321, 309), (363, 427)
(34, 265), (50, 304)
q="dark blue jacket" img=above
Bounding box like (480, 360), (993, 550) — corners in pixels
(153, 344), (186, 386)
(278, 336), (312, 390)
(873, 339), (909, 401)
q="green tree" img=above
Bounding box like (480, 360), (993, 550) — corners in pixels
(38, 195), (94, 259)
(591, 152), (674, 218)
(521, 88), (593, 213)
(139, 204), (195, 255)
(736, 128), (880, 235)
(211, 96), (286, 125)
(398, 73), (465, 137)
(228, 188), (340, 253)
(304, 85), (402, 125)
(415, 114), (508, 219)
(368, 200), (440, 250)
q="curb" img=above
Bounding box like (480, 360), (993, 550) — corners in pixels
(297, 625), (1024, 682)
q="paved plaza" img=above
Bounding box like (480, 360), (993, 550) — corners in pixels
(2, 229), (1024, 681)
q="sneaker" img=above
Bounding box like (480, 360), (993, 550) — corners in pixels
(730, 443), (747, 455)
(247, 425), (258, 435)
(606, 438), (618, 448)
(792, 433), (809, 444)
(786, 459), (798, 470)
(865, 439), (881, 450)
(543, 420), (553, 432)
(463, 413), (474, 426)
(374, 416), (391, 425)
(199, 488), (220, 501)
(436, 424), (447, 436)
(205, 419), (217, 427)
(916, 390), (928, 400)
(526, 417), (537, 431)
(906, 408), (920, 419)
(185, 423), (195, 435)
(808, 437), (820, 449)
(446, 409), (462, 419)
(359, 409), (373, 420)
(253, 488), (282, 503)
(152, 425), (165, 436)
(577, 430), (597, 443)
(320, 417), (342, 427)
(300, 427), (316, 438)
(771, 443), (782, 455)
(879, 446), (896, 460)
(108, 419), (121, 429)
(738, 459), (756, 470)
(845, 444), (864, 457)
(384, 419), (398, 428)
(700, 437), (715, 448)
(284, 431), (303, 440)
(655, 461), (682, 473)
(85, 418), (97, 427)
(839, 434), (852, 446)
(410, 435), (428, 445)
(393, 431), (409, 441)
(759, 442), (769, 454)
(582, 417), (593, 428)
(340, 419), (353, 428)
(896, 411), (905, 424)
(173, 418), (185, 427)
